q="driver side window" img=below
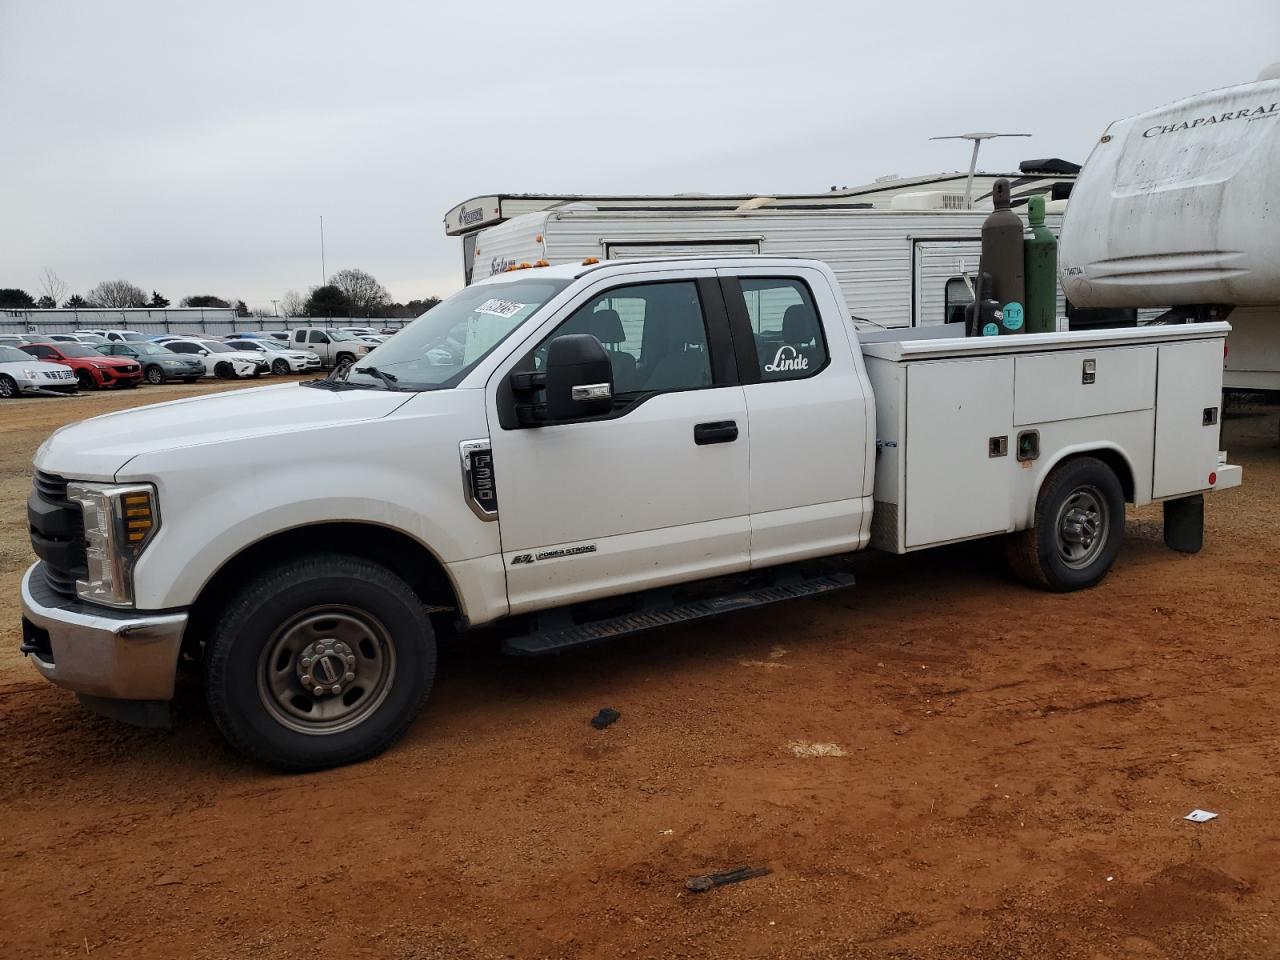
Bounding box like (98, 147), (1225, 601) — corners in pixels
(532, 281), (711, 394)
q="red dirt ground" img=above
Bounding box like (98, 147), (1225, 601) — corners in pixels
(1, 384), (1277, 959)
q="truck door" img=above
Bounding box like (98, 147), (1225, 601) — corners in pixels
(717, 266), (873, 567)
(487, 271), (751, 614)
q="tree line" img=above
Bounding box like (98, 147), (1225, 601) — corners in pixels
(0, 267), (440, 319)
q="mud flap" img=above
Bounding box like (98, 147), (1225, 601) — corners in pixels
(1163, 494), (1204, 554)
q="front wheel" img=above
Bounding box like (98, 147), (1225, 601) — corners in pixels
(1006, 456), (1126, 592)
(0, 374), (16, 399)
(205, 554), (436, 771)
(271, 358), (290, 376)
(145, 365), (166, 385)
(76, 370), (96, 391)
(214, 361), (234, 379)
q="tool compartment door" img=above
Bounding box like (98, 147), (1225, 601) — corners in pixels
(904, 357), (1014, 548)
(1153, 338), (1225, 499)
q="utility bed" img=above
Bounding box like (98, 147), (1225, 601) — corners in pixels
(860, 322), (1241, 553)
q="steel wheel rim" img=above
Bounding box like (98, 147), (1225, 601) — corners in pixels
(1055, 485), (1108, 569)
(257, 605), (397, 735)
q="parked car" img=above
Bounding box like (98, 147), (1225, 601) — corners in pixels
(97, 342), (206, 384)
(20, 341), (143, 390)
(0, 335), (26, 346)
(72, 333), (109, 345)
(16, 256), (1242, 770)
(289, 327), (374, 368)
(233, 330), (291, 342)
(160, 338), (267, 378)
(337, 326), (378, 338)
(74, 329), (109, 338)
(356, 334), (390, 346)
(102, 330), (154, 343)
(223, 338), (322, 375)
(0, 344), (79, 398)
(34, 333), (84, 344)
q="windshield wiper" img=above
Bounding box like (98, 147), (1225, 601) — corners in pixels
(354, 365), (401, 391)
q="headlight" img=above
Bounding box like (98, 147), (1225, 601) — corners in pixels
(66, 482), (160, 608)
(23, 368), (38, 379)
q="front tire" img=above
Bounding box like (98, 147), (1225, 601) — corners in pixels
(335, 352), (355, 373)
(214, 361), (234, 379)
(271, 358), (290, 376)
(0, 374), (15, 399)
(1006, 456), (1125, 592)
(75, 370), (96, 390)
(145, 365), (166, 385)
(205, 554), (436, 771)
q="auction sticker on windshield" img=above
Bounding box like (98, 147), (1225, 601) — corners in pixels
(476, 299), (526, 319)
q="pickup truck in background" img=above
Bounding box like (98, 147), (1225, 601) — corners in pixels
(20, 257), (1240, 770)
(289, 326), (375, 368)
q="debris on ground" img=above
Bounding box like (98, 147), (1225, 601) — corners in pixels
(590, 707), (620, 729)
(685, 865), (773, 893)
(1184, 809), (1219, 823)
(788, 741), (846, 757)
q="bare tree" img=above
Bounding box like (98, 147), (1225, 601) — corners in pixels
(39, 268), (69, 306)
(86, 280), (149, 308)
(280, 289), (306, 317)
(330, 268), (389, 315)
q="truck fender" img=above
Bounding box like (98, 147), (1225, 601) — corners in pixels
(1021, 442), (1138, 529)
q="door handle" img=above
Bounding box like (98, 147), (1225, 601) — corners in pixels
(694, 420), (739, 445)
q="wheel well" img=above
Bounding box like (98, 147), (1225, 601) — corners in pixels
(1058, 449), (1136, 503)
(184, 523), (459, 659)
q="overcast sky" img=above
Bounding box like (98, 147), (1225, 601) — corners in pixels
(2, 0), (1276, 312)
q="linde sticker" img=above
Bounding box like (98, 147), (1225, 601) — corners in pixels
(476, 298), (526, 318)
(764, 345), (808, 374)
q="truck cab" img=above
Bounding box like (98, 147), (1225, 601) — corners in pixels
(20, 257), (1239, 771)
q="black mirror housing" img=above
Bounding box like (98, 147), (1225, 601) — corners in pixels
(544, 334), (613, 420)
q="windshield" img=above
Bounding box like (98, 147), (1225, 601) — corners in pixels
(0, 345), (30, 363)
(50, 344), (99, 358)
(130, 342), (171, 356)
(201, 341), (235, 353)
(341, 277), (570, 391)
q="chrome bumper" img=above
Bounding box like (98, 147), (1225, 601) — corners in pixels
(19, 563), (188, 701)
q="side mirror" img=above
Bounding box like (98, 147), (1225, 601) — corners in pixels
(198, 349), (209, 356)
(544, 334), (613, 420)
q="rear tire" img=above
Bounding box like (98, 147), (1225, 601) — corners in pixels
(1006, 456), (1126, 592)
(205, 554), (436, 771)
(145, 365), (166, 385)
(0, 374), (15, 399)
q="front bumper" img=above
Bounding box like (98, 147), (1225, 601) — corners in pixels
(19, 562), (188, 701)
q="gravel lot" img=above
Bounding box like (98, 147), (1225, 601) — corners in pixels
(1, 381), (1277, 959)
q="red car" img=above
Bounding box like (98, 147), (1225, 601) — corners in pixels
(21, 341), (143, 390)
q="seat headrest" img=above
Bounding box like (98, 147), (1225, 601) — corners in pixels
(782, 304), (818, 346)
(586, 308), (625, 344)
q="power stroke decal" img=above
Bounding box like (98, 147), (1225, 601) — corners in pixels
(1142, 102), (1277, 137)
(510, 544), (598, 565)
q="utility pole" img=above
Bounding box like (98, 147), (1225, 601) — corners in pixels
(928, 132), (1031, 208)
(271, 299), (279, 317)
(320, 215), (327, 287)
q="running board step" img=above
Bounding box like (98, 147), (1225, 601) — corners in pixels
(502, 570), (855, 657)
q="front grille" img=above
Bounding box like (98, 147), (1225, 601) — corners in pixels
(29, 471), (85, 597)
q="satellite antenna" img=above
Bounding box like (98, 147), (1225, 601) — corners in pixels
(929, 132), (1031, 208)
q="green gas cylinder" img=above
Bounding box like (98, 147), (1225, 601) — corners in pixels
(1024, 195), (1058, 334)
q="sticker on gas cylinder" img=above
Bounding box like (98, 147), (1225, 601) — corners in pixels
(982, 322), (1000, 336)
(1002, 302), (1025, 330)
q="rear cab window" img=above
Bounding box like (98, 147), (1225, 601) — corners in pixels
(737, 277), (829, 381)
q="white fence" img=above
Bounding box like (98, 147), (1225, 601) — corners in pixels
(0, 308), (409, 337)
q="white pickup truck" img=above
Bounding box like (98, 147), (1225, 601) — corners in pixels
(21, 257), (1240, 770)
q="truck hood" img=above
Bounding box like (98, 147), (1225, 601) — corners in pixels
(36, 382), (415, 480)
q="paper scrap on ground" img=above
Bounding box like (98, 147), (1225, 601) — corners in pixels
(1184, 809), (1219, 823)
(789, 741), (846, 758)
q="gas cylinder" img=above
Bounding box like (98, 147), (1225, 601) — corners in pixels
(1023, 195), (1058, 333)
(980, 178), (1026, 334)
